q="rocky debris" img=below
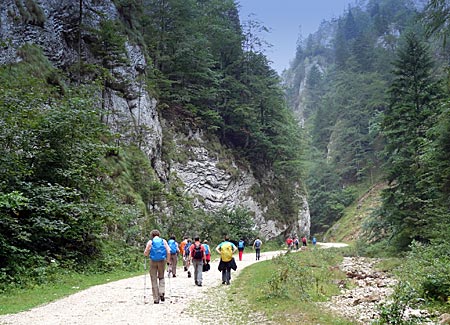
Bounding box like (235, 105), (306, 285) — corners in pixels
(322, 257), (439, 324)
(439, 314), (450, 324)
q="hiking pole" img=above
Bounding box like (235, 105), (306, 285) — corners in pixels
(167, 263), (172, 302)
(144, 257), (148, 304)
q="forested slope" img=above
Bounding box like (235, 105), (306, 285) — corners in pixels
(285, 0), (450, 252)
(0, 0), (305, 290)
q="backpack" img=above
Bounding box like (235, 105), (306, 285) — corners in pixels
(203, 244), (210, 255)
(184, 242), (192, 257)
(254, 239), (261, 248)
(220, 242), (233, 262)
(168, 239), (177, 254)
(238, 240), (244, 249)
(191, 243), (203, 260)
(150, 237), (167, 262)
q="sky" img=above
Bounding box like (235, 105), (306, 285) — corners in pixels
(237, 0), (357, 74)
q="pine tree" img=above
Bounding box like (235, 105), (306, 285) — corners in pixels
(381, 32), (442, 249)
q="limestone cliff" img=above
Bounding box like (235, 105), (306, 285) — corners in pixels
(0, 0), (310, 239)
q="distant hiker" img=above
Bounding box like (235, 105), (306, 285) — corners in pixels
(202, 240), (211, 272)
(253, 237), (262, 260)
(167, 235), (179, 277)
(189, 236), (206, 286)
(179, 236), (188, 271)
(238, 238), (245, 261)
(286, 237), (293, 250)
(203, 240), (211, 263)
(216, 235), (237, 285)
(144, 229), (171, 304)
(293, 237), (299, 250)
(302, 236), (308, 247)
(184, 238), (192, 278)
(312, 237), (317, 247)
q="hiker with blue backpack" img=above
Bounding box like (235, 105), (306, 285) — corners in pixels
(216, 235), (237, 285)
(167, 235), (179, 277)
(253, 237), (262, 260)
(202, 240), (211, 271)
(238, 238), (245, 261)
(184, 238), (192, 278)
(144, 229), (171, 304)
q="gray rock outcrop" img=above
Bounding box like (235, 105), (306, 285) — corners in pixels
(0, 0), (310, 239)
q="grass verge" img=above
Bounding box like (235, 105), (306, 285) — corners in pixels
(228, 248), (356, 324)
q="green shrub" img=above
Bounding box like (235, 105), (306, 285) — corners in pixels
(400, 241), (450, 303)
(376, 281), (421, 325)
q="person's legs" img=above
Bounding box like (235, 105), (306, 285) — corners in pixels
(193, 259), (203, 285)
(222, 269), (227, 283)
(256, 248), (261, 260)
(150, 261), (160, 303)
(238, 250), (243, 261)
(226, 267), (231, 284)
(156, 260), (166, 301)
(169, 254), (177, 276)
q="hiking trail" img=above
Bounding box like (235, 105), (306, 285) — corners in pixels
(0, 249), (292, 325)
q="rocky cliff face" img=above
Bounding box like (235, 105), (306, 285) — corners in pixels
(0, 0), (310, 239)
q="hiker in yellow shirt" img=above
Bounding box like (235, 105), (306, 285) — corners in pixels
(215, 235), (237, 285)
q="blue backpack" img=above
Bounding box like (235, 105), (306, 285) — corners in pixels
(238, 240), (244, 249)
(203, 244), (210, 255)
(168, 239), (177, 254)
(184, 242), (192, 257)
(150, 237), (167, 261)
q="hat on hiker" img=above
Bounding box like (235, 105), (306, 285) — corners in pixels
(203, 240), (208, 243)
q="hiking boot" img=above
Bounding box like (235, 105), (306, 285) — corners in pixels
(160, 294), (165, 302)
(222, 281), (226, 284)
(173, 274), (176, 277)
(154, 301), (159, 304)
(226, 281), (230, 285)
(184, 266), (187, 271)
(197, 283), (202, 287)
(187, 271), (191, 278)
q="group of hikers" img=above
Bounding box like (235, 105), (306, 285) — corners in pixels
(143, 229), (263, 304)
(285, 235), (317, 250)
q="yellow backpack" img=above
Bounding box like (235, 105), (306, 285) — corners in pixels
(220, 242), (233, 262)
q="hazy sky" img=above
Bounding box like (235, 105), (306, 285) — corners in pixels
(237, 0), (357, 73)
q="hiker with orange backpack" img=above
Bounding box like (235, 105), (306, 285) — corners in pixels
(216, 235), (237, 285)
(179, 236), (188, 271)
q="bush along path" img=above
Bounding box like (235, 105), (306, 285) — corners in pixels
(0, 250), (286, 325)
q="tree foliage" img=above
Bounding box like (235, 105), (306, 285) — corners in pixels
(380, 32), (443, 249)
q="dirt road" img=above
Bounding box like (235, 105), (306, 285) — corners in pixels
(0, 250), (288, 325)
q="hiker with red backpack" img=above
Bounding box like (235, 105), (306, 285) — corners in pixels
(302, 236), (308, 247)
(143, 229), (171, 304)
(189, 236), (206, 286)
(216, 235), (237, 285)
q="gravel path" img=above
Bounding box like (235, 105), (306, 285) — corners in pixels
(0, 250), (286, 325)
